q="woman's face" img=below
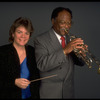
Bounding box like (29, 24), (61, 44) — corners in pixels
(12, 26), (30, 46)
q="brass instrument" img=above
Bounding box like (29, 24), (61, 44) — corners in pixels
(65, 29), (100, 74)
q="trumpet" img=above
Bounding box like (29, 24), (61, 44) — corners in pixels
(65, 29), (100, 74)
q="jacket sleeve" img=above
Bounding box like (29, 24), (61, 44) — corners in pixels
(0, 45), (20, 91)
(34, 38), (68, 72)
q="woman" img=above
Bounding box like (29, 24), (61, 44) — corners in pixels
(0, 17), (40, 99)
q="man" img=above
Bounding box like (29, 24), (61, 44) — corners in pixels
(34, 7), (86, 99)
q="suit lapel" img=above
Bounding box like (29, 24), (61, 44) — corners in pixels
(48, 28), (70, 51)
(49, 28), (62, 51)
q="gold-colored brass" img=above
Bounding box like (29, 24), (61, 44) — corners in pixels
(65, 29), (100, 74)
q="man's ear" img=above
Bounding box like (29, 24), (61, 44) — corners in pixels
(51, 19), (55, 25)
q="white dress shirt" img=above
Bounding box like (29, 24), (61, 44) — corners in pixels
(53, 29), (66, 45)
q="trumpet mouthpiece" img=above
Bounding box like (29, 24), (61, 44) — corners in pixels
(65, 29), (69, 34)
(65, 29), (68, 32)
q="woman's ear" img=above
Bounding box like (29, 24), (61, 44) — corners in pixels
(12, 33), (14, 38)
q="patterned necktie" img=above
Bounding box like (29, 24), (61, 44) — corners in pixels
(60, 36), (66, 48)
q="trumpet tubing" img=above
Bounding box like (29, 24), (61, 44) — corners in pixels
(65, 29), (100, 74)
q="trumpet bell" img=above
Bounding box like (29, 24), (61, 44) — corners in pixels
(64, 29), (100, 74)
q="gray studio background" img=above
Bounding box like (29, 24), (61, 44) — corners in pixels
(0, 2), (100, 99)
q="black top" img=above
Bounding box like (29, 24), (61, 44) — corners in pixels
(0, 43), (40, 99)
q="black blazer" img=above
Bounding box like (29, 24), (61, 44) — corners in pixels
(0, 43), (40, 99)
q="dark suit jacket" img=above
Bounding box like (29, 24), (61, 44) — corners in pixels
(0, 43), (40, 99)
(34, 28), (85, 99)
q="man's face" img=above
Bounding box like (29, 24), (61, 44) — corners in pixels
(52, 10), (72, 36)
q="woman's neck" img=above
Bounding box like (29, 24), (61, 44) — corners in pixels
(13, 43), (26, 64)
(13, 43), (25, 52)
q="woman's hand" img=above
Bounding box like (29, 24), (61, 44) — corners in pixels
(15, 78), (30, 89)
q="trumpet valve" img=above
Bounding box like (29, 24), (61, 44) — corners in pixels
(97, 67), (100, 74)
(88, 66), (92, 68)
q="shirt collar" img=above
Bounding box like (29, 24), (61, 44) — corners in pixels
(52, 29), (66, 44)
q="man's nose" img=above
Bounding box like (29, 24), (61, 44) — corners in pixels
(65, 24), (71, 29)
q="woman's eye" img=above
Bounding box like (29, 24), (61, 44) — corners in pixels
(17, 31), (21, 34)
(25, 32), (30, 35)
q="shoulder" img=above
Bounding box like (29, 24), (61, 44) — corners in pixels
(26, 44), (34, 49)
(35, 32), (48, 40)
(0, 43), (13, 57)
(34, 28), (53, 42)
(0, 43), (12, 53)
(35, 29), (53, 39)
(0, 43), (11, 49)
(26, 44), (35, 52)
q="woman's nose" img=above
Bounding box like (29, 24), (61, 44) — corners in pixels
(21, 33), (26, 37)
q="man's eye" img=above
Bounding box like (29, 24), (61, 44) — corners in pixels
(60, 22), (65, 24)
